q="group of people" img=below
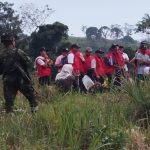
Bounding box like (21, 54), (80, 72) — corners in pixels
(54, 44), (129, 92)
(0, 32), (150, 113)
(34, 41), (150, 94)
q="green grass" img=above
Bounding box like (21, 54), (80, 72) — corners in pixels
(0, 80), (150, 149)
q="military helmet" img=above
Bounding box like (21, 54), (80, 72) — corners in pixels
(1, 33), (17, 43)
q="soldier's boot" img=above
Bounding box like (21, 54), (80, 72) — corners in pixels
(5, 100), (14, 113)
(31, 105), (39, 113)
(29, 98), (38, 113)
(5, 106), (13, 113)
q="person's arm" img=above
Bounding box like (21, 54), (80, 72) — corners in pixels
(136, 54), (146, 65)
(130, 57), (135, 64)
(145, 56), (150, 65)
(36, 58), (47, 67)
(55, 56), (62, 67)
(79, 53), (85, 63)
(136, 54), (150, 65)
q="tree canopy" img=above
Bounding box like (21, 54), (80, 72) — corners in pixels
(30, 22), (69, 58)
(136, 13), (150, 34)
(0, 2), (22, 36)
(19, 3), (54, 34)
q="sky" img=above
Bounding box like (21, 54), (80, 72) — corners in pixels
(1, 0), (150, 39)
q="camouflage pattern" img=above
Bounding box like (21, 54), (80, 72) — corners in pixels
(0, 48), (37, 113)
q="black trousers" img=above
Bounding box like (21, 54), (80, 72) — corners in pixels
(73, 73), (86, 93)
(39, 76), (50, 86)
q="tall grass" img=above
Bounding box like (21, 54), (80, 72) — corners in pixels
(0, 78), (150, 149)
(122, 78), (150, 128)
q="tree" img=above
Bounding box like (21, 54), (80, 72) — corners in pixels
(120, 35), (135, 43)
(85, 27), (98, 40)
(110, 24), (123, 40)
(30, 22), (68, 58)
(123, 23), (134, 36)
(20, 3), (54, 35)
(99, 26), (110, 39)
(81, 25), (87, 35)
(136, 14), (150, 33)
(0, 2), (22, 36)
(98, 26), (110, 47)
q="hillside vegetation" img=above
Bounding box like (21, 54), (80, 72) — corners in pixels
(69, 36), (138, 53)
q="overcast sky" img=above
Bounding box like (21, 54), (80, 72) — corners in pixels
(1, 0), (150, 39)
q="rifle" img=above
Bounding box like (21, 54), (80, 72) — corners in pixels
(15, 63), (31, 82)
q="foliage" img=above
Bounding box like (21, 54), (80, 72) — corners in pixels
(122, 79), (150, 128)
(29, 22), (69, 58)
(110, 24), (124, 40)
(19, 3), (54, 35)
(120, 35), (136, 44)
(69, 36), (137, 54)
(124, 46), (135, 59)
(16, 34), (31, 53)
(0, 91), (128, 149)
(136, 13), (150, 34)
(0, 2), (22, 36)
(123, 23), (135, 36)
(99, 26), (110, 40)
(0, 77), (150, 149)
(81, 25), (88, 35)
(85, 27), (98, 40)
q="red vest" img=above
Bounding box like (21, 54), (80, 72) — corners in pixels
(83, 55), (94, 73)
(35, 56), (51, 77)
(69, 49), (84, 74)
(146, 49), (150, 56)
(94, 55), (105, 76)
(105, 50), (124, 68)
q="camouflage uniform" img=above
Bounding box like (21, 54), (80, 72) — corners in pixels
(0, 44), (38, 113)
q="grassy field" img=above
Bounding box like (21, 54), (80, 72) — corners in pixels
(0, 78), (150, 149)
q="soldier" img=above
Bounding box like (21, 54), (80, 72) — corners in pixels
(0, 33), (38, 113)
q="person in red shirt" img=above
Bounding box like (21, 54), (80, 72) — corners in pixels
(130, 41), (150, 75)
(104, 44), (124, 86)
(34, 47), (52, 86)
(83, 47), (95, 74)
(67, 44), (85, 92)
(93, 50), (106, 84)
